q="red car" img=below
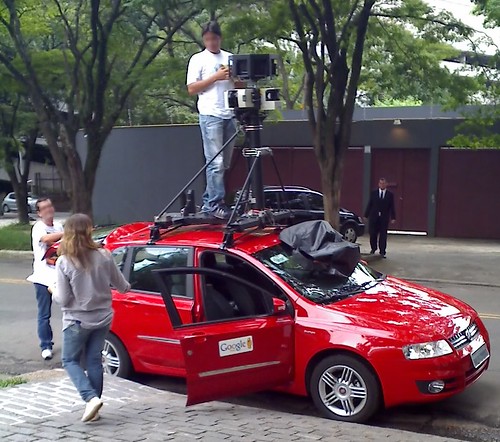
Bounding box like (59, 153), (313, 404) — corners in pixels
(49, 220), (490, 423)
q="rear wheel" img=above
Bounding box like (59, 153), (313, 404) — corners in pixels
(309, 354), (381, 423)
(2, 204), (10, 213)
(102, 334), (133, 378)
(340, 223), (358, 243)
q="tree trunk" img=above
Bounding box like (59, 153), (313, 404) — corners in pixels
(15, 182), (30, 224)
(59, 125), (94, 218)
(315, 130), (346, 231)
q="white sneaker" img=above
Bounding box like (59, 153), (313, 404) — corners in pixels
(90, 412), (100, 422)
(41, 349), (53, 360)
(81, 397), (103, 422)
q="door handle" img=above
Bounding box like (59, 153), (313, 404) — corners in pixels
(123, 296), (141, 305)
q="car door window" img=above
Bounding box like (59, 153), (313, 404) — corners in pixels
(264, 192), (280, 209)
(111, 247), (128, 272)
(199, 251), (291, 322)
(283, 191), (307, 210)
(130, 247), (191, 297)
(307, 193), (324, 210)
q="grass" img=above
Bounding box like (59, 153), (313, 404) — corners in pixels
(0, 376), (26, 388)
(0, 223), (32, 251)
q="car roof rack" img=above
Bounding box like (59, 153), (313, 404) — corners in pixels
(149, 208), (294, 249)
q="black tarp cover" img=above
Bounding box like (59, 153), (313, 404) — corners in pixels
(279, 220), (360, 277)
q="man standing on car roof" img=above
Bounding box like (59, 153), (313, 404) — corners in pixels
(186, 21), (237, 220)
(364, 178), (396, 258)
(27, 197), (64, 360)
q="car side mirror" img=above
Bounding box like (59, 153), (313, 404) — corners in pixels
(273, 298), (288, 315)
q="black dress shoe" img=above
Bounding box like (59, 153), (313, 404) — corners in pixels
(380, 253), (386, 259)
(370, 250), (376, 254)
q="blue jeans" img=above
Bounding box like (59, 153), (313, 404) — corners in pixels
(34, 283), (53, 350)
(199, 115), (236, 212)
(62, 322), (109, 402)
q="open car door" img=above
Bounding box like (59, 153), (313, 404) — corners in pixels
(153, 267), (294, 406)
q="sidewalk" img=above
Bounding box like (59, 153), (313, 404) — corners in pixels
(0, 371), (460, 441)
(358, 235), (500, 288)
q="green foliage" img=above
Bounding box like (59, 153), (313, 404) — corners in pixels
(448, 106), (500, 148)
(472, 0), (500, 27)
(446, 2), (500, 148)
(0, 376), (26, 388)
(0, 223), (32, 250)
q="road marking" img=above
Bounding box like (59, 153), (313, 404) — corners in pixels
(0, 278), (29, 285)
(479, 313), (500, 320)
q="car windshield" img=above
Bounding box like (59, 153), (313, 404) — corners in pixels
(254, 244), (385, 304)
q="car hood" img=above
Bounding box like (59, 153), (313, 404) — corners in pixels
(320, 276), (476, 342)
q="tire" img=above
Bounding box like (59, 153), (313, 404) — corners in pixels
(102, 333), (133, 378)
(309, 354), (381, 423)
(340, 223), (358, 243)
(2, 204), (10, 213)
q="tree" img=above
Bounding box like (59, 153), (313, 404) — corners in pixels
(282, 0), (474, 226)
(446, 0), (500, 148)
(0, 0), (204, 217)
(285, 0), (376, 227)
(0, 71), (38, 224)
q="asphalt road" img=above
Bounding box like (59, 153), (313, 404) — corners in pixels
(0, 251), (499, 441)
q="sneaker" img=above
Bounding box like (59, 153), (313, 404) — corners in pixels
(212, 206), (230, 219)
(82, 397), (103, 422)
(90, 412), (100, 422)
(41, 349), (53, 360)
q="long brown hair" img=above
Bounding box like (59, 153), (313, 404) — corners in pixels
(58, 213), (99, 270)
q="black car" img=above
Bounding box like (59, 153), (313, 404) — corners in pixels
(234, 186), (365, 243)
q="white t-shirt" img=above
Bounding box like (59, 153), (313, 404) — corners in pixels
(186, 49), (234, 119)
(27, 220), (64, 287)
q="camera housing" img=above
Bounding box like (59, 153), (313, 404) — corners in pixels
(224, 88), (280, 111)
(228, 54), (277, 81)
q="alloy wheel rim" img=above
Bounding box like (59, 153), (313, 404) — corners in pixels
(102, 340), (120, 375)
(344, 227), (356, 243)
(318, 364), (368, 417)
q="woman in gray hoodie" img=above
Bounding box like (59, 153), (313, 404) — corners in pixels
(54, 213), (130, 422)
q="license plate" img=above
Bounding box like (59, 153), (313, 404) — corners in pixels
(471, 344), (489, 368)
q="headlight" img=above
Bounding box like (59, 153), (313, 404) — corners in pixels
(402, 340), (453, 360)
(358, 216), (364, 223)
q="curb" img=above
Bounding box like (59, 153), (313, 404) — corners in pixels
(0, 250), (32, 257)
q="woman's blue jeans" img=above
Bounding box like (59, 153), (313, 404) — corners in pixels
(62, 322), (109, 402)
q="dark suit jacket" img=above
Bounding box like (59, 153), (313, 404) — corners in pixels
(364, 189), (396, 224)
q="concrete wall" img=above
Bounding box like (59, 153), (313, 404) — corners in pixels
(77, 125), (206, 225)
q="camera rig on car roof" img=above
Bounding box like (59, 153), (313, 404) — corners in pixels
(150, 54), (294, 249)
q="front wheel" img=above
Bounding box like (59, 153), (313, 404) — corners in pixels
(2, 204), (10, 213)
(309, 354), (381, 423)
(340, 224), (358, 243)
(102, 333), (133, 378)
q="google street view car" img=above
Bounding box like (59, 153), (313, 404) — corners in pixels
(45, 53), (490, 423)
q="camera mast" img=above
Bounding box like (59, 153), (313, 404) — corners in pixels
(150, 54), (286, 248)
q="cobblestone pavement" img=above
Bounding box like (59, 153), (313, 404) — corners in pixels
(0, 372), (461, 441)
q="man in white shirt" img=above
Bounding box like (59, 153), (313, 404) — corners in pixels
(186, 21), (237, 219)
(27, 197), (64, 360)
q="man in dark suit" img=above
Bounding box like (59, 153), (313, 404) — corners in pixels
(364, 178), (396, 258)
